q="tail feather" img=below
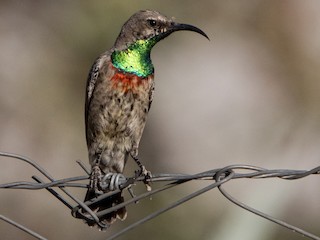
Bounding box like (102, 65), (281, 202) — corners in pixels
(84, 189), (127, 228)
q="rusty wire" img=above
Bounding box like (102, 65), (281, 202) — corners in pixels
(0, 151), (319, 240)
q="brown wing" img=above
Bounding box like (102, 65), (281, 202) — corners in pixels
(85, 53), (108, 143)
(148, 80), (155, 111)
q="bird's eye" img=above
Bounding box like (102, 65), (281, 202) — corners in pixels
(147, 19), (157, 27)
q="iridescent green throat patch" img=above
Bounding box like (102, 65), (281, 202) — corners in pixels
(111, 39), (157, 77)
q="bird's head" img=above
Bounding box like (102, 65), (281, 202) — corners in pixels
(114, 10), (209, 51)
(111, 10), (208, 77)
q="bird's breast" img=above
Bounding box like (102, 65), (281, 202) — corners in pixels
(110, 66), (153, 93)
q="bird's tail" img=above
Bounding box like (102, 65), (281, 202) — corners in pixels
(83, 189), (127, 228)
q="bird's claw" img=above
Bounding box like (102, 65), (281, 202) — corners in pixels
(135, 165), (152, 191)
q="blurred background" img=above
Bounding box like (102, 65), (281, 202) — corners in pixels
(0, 0), (319, 239)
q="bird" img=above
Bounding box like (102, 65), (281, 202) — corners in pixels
(84, 9), (209, 228)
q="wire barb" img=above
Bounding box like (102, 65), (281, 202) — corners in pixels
(101, 173), (127, 191)
(0, 151), (319, 240)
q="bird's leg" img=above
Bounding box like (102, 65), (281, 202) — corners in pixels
(90, 165), (104, 196)
(90, 165), (103, 195)
(131, 150), (152, 191)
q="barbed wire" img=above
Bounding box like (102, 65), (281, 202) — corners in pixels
(0, 151), (319, 240)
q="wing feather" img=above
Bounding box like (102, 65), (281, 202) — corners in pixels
(85, 54), (107, 141)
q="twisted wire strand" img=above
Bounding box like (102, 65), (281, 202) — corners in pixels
(0, 151), (319, 240)
(215, 166), (320, 240)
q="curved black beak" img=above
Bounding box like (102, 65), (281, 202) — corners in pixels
(171, 23), (210, 40)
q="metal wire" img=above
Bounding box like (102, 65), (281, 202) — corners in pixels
(0, 151), (319, 240)
(0, 215), (47, 240)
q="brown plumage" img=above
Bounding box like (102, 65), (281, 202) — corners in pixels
(84, 9), (208, 228)
(84, 53), (154, 226)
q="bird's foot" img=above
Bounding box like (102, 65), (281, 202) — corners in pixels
(135, 165), (152, 192)
(89, 165), (104, 196)
(131, 154), (152, 191)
